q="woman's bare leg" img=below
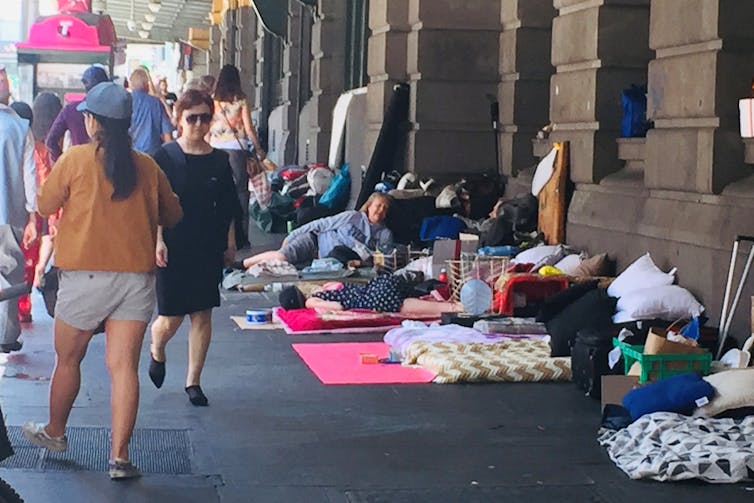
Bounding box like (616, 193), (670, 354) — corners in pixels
(104, 319), (147, 461)
(45, 319), (95, 437)
(242, 250), (286, 268)
(186, 309), (213, 387)
(305, 297), (344, 311)
(150, 315), (184, 362)
(399, 298), (464, 316)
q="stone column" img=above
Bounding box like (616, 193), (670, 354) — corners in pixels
(499, 0), (555, 177)
(365, 0), (411, 168)
(237, 7), (257, 103)
(208, 25), (222, 77)
(299, 0), (347, 164)
(549, 0), (652, 183)
(406, 0), (501, 179)
(645, 0), (754, 194)
(278, 0), (303, 164)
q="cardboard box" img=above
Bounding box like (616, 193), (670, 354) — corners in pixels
(601, 375), (641, 410)
(431, 233), (479, 279)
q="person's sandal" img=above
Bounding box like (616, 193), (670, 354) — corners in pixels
(148, 355), (166, 389)
(185, 385), (208, 406)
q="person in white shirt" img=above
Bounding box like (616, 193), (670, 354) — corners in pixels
(0, 66), (38, 352)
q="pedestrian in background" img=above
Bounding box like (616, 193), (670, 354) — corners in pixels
(11, 95), (63, 322)
(45, 65), (109, 163)
(0, 71), (38, 352)
(31, 93), (64, 292)
(209, 64), (266, 248)
(22, 82), (182, 480)
(128, 67), (174, 155)
(149, 89), (240, 407)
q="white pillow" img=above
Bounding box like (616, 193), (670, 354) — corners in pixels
(694, 369), (754, 417)
(612, 285), (704, 323)
(513, 245), (562, 265)
(554, 254), (583, 275)
(606, 253), (676, 298)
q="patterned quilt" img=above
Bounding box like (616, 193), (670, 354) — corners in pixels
(402, 339), (571, 383)
(598, 412), (754, 483)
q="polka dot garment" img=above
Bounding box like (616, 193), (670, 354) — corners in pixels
(313, 275), (408, 313)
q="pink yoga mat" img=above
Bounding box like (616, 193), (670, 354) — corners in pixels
(292, 342), (436, 385)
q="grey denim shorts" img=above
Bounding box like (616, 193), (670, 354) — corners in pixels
(55, 270), (156, 331)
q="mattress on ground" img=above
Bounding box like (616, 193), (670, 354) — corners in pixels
(598, 412), (754, 483)
(274, 307), (439, 334)
(402, 338), (571, 383)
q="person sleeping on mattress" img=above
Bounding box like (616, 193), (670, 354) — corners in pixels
(243, 193), (393, 268)
(280, 275), (464, 316)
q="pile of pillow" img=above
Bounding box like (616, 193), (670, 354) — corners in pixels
(512, 245), (610, 277)
(608, 253), (704, 323)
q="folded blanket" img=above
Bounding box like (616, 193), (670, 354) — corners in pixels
(385, 322), (548, 358)
(403, 339), (570, 383)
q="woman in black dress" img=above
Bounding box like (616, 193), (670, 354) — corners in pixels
(148, 90), (240, 406)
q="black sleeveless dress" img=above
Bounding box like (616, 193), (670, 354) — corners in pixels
(153, 146), (239, 316)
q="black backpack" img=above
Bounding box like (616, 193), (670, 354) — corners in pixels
(571, 329), (618, 399)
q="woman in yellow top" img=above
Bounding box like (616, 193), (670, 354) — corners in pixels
(209, 64), (265, 247)
(21, 82), (183, 480)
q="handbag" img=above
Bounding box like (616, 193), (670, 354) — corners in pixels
(220, 104), (263, 178)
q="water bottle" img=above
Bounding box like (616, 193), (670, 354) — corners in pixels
(477, 245), (519, 257)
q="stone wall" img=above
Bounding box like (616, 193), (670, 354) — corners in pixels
(562, 0), (754, 338)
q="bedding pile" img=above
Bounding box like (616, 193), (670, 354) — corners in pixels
(598, 411), (754, 483)
(402, 338), (571, 383)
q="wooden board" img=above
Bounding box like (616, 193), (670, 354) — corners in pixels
(537, 141), (569, 245)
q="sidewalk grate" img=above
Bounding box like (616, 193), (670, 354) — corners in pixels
(0, 426), (192, 474)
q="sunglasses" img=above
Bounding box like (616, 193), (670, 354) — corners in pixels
(185, 113), (212, 125)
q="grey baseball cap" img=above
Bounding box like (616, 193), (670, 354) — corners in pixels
(76, 82), (132, 120)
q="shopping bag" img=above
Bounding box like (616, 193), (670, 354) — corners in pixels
(249, 172), (272, 210)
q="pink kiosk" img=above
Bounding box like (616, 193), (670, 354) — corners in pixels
(15, 0), (117, 104)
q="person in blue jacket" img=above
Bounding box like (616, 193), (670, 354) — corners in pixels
(243, 192), (393, 268)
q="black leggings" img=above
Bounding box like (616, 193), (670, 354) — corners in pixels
(225, 149), (250, 246)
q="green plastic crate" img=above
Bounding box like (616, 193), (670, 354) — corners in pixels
(613, 338), (712, 383)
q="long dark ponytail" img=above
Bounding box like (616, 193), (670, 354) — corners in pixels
(92, 113), (137, 200)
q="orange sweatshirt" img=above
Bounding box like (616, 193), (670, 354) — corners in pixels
(37, 143), (183, 272)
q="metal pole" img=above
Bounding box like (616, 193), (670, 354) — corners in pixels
(718, 244), (754, 359)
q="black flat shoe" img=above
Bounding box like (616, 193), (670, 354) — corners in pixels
(148, 355), (165, 389)
(185, 385), (208, 406)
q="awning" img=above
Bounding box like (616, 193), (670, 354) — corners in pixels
(210, 0), (287, 40)
(250, 0), (286, 39)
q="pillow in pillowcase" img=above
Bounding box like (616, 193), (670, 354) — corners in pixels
(513, 245), (562, 265)
(613, 284), (704, 323)
(694, 368), (754, 418)
(607, 253), (676, 298)
(571, 253), (610, 277)
(554, 254), (583, 276)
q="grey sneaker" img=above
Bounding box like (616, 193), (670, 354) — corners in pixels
(21, 422), (67, 452)
(109, 458), (141, 480)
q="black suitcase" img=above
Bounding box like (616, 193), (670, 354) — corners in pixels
(571, 329), (617, 399)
